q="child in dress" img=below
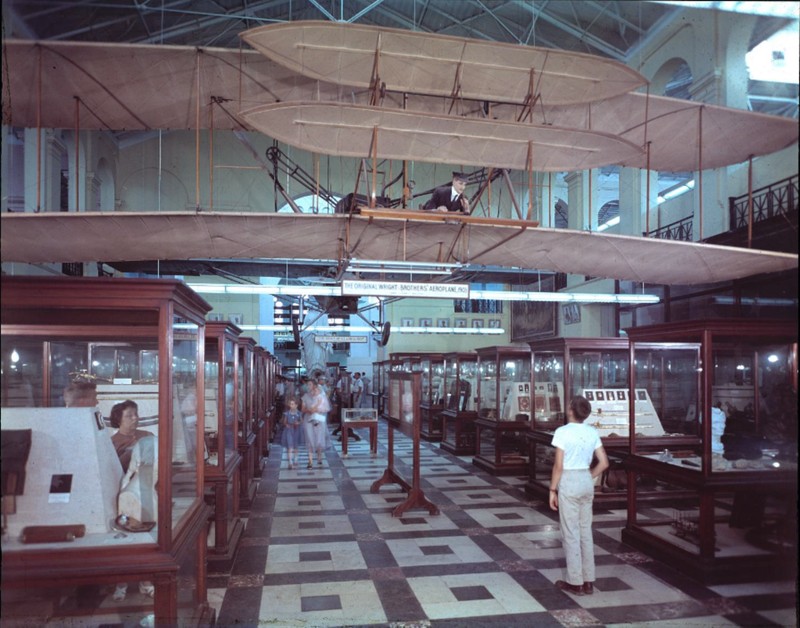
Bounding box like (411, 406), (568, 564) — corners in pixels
(280, 397), (304, 469)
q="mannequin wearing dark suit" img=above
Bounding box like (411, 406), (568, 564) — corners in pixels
(423, 172), (469, 212)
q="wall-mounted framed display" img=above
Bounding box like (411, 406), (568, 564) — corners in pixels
(510, 301), (556, 342)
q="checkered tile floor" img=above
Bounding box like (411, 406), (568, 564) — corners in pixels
(208, 424), (797, 627)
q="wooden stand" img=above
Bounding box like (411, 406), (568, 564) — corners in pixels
(370, 372), (438, 517)
(340, 409), (378, 457)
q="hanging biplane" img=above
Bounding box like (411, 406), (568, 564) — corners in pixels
(1, 21), (797, 288)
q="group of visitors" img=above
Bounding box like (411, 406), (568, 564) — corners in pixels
(279, 374), (332, 469)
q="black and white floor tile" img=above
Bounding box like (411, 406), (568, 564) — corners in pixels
(209, 424), (797, 627)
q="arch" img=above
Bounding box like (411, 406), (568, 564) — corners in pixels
(651, 57), (693, 99)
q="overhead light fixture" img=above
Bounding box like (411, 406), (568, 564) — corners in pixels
(190, 283), (340, 297)
(346, 259), (462, 275)
(189, 283), (659, 304)
(238, 324), (503, 335)
(471, 290), (660, 304)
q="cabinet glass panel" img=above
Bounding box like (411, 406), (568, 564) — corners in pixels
(531, 353), (564, 429)
(632, 347), (699, 438)
(2, 338), (45, 407)
(478, 353), (531, 422)
(204, 344), (220, 463)
(172, 314), (201, 533)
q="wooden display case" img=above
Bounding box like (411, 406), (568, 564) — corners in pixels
(203, 322), (244, 563)
(253, 346), (272, 464)
(419, 353), (445, 441)
(371, 360), (383, 412)
(621, 319), (798, 584)
(525, 337), (700, 505)
(473, 345), (531, 475)
(377, 360), (391, 418)
(1, 276), (213, 627)
(439, 352), (479, 456)
(236, 336), (258, 509)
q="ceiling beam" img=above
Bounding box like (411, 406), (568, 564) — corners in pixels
(512, 0), (628, 60)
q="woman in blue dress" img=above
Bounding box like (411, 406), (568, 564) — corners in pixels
(280, 397), (305, 469)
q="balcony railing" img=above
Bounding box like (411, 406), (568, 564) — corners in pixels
(646, 175), (798, 242)
(646, 215), (693, 241)
(729, 174), (798, 229)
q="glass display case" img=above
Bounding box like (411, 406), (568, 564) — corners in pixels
(621, 319), (797, 584)
(378, 360), (391, 419)
(371, 360), (383, 412)
(440, 352), (479, 455)
(473, 346), (531, 475)
(236, 336), (258, 509)
(525, 337), (700, 505)
(253, 346), (272, 466)
(1, 276), (213, 627)
(389, 352), (421, 373)
(419, 353), (445, 441)
(203, 321), (243, 561)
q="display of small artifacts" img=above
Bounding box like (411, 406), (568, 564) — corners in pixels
(582, 388), (664, 436)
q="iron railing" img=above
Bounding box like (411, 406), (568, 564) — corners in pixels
(646, 174), (798, 242)
(729, 174), (798, 229)
(646, 215), (693, 241)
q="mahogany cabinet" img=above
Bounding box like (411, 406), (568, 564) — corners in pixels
(621, 319), (797, 583)
(473, 345), (531, 475)
(1, 276), (213, 627)
(439, 352), (479, 456)
(203, 321), (244, 562)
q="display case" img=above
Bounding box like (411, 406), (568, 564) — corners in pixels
(473, 346), (531, 475)
(1, 276), (213, 627)
(377, 360), (391, 418)
(236, 336), (258, 509)
(525, 337), (700, 505)
(439, 352), (479, 455)
(203, 321), (244, 562)
(419, 353), (445, 441)
(389, 352), (421, 373)
(621, 319), (797, 584)
(253, 346), (272, 464)
(371, 360), (383, 412)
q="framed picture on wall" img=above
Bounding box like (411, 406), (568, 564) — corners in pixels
(208, 313), (224, 322)
(510, 302), (557, 342)
(472, 319), (484, 328)
(488, 319), (501, 329)
(563, 303), (581, 325)
(420, 318), (433, 328)
(401, 317), (414, 327)
(437, 318), (449, 328)
(454, 318), (467, 328)
(229, 313), (244, 326)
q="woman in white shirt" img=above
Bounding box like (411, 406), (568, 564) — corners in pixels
(549, 395), (609, 596)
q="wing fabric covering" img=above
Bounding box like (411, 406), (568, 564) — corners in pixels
(1, 212), (796, 286)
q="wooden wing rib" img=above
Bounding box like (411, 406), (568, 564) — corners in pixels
(239, 21), (647, 106)
(238, 101), (644, 172)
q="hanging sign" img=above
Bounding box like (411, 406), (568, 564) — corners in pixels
(342, 279), (470, 299)
(314, 335), (368, 344)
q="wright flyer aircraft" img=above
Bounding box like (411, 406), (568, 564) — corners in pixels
(1, 21), (797, 286)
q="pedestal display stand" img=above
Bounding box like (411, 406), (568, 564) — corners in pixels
(341, 408), (378, 457)
(370, 372), (439, 517)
